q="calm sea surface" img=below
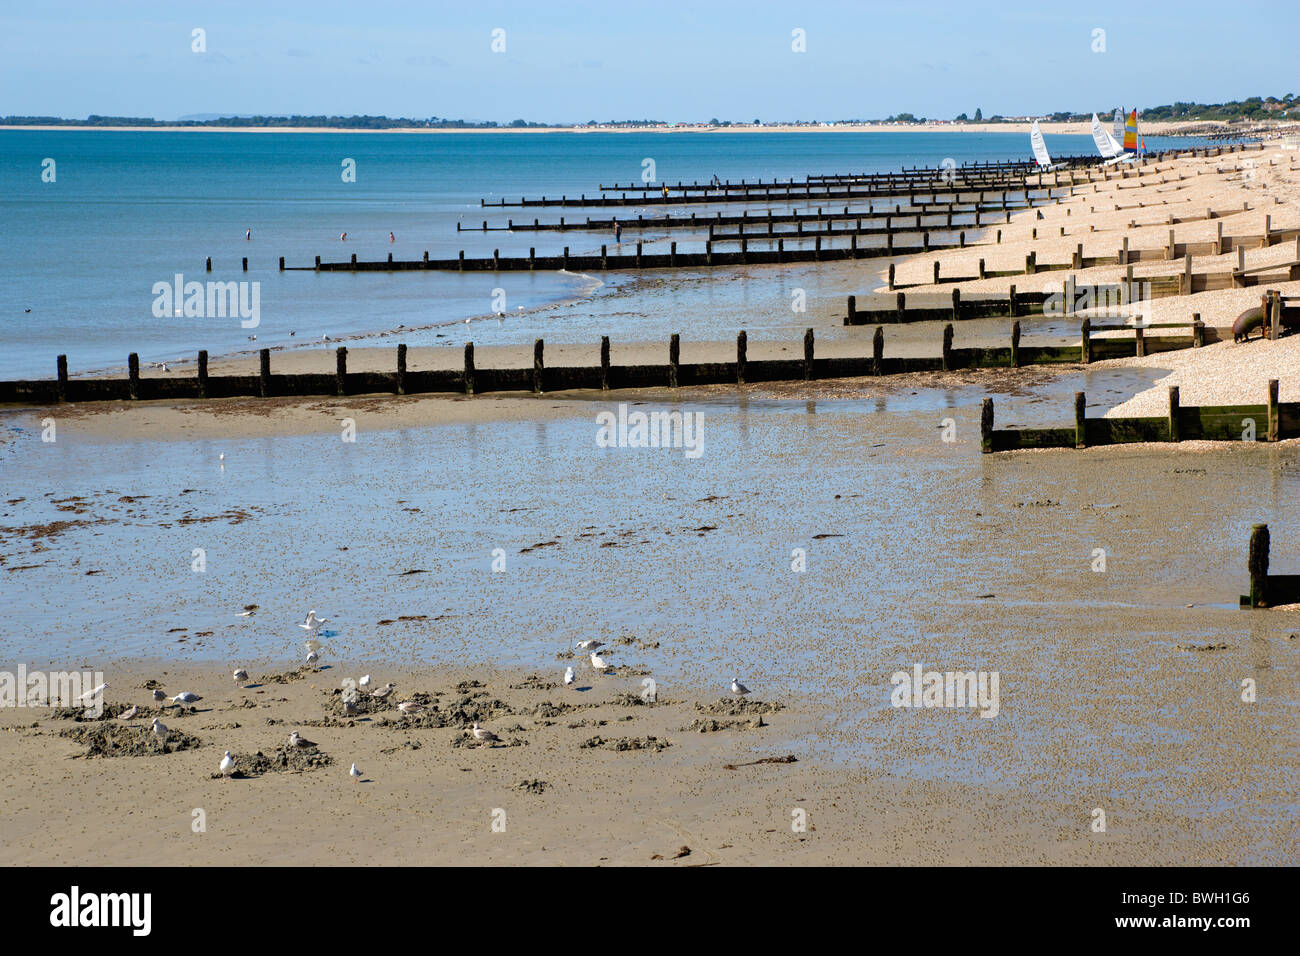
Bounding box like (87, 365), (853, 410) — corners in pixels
(0, 130), (1201, 379)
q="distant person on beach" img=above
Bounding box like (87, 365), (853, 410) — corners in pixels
(245, 228), (251, 241)
(389, 232), (395, 243)
(662, 184), (669, 198)
(340, 232), (347, 241)
(613, 218), (622, 243)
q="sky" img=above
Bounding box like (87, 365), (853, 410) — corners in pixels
(2, 0), (1296, 123)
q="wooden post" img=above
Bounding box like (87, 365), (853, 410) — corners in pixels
(128, 353), (139, 400)
(600, 336), (610, 390)
(56, 354), (68, 403)
(933, 260), (940, 284)
(669, 333), (680, 388)
(396, 344), (407, 395)
(1121, 235), (1129, 265)
(1248, 523), (1269, 608)
(978, 258), (985, 280)
(1135, 326), (1146, 357)
(279, 256), (285, 271)
(1008, 285), (1017, 318)
(1073, 243), (1083, 270)
(1269, 290), (1282, 340)
(980, 397), (994, 454)
(259, 348), (271, 397)
(1268, 378), (1280, 442)
(197, 350), (208, 399)
(1010, 321), (1021, 368)
(942, 323), (954, 371)
(847, 295), (857, 323)
(872, 327), (884, 376)
(1192, 314), (1204, 348)
(736, 330), (747, 384)
(1166, 228), (1175, 261)
(803, 328), (814, 380)
(335, 347), (347, 396)
(1080, 318), (1092, 364)
(888, 263), (895, 290)
(205, 256), (212, 272)
(1025, 252), (1034, 275)
(1168, 386), (1180, 442)
(533, 339), (544, 393)
(1074, 391), (1087, 449)
(1235, 245), (1245, 287)
(951, 288), (961, 322)
(464, 343), (476, 395)
(1182, 253), (1192, 296)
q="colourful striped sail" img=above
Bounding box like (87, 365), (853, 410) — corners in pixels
(1123, 109), (1138, 151)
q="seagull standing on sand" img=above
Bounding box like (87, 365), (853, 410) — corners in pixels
(170, 692), (202, 711)
(397, 701), (426, 716)
(119, 705), (139, 721)
(76, 682), (108, 705)
(731, 678), (751, 697)
(220, 751), (236, 776)
(370, 682), (395, 700)
(151, 689), (167, 702)
(564, 666), (576, 689)
(342, 699), (358, 717)
(575, 639), (604, 651)
(349, 762), (361, 782)
(590, 652), (610, 673)
(232, 668), (249, 686)
(306, 649), (320, 669)
(358, 674), (372, 691)
(471, 723), (501, 745)
(288, 731), (316, 748)
(151, 717), (169, 745)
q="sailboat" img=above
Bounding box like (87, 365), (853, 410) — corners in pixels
(1122, 108), (1146, 157)
(1091, 113), (1132, 164)
(1030, 120), (1065, 170)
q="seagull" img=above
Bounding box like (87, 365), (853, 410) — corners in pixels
(358, 674), (372, 691)
(564, 666), (576, 689)
(232, 668), (248, 685)
(575, 639), (605, 651)
(151, 688), (167, 702)
(170, 692), (202, 710)
(349, 762), (361, 782)
(219, 751), (236, 776)
(322, 334), (331, 343)
(76, 682), (108, 705)
(218, 453), (225, 463)
(342, 698), (358, 717)
(731, 677), (751, 696)
(151, 717), (168, 744)
(397, 701), (426, 716)
(288, 731), (316, 748)
(235, 609), (255, 618)
(590, 652), (610, 672)
(305, 650), (320, 668)
(370, 682), (395, 700)
(471, 722), (501, 745)
(119, 705), (139, 720)
(299, 609), (329, 633)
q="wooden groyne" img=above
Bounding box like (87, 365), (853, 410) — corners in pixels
(1243, 524), (1300, 608)
(982, 375), (1294, 454)
(0, 318), (1214, 407)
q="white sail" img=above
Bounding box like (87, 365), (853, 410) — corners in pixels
(1030, 120), (1053, 168)
(1092, 113), (1122, 158)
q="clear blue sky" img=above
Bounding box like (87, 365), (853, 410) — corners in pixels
(3, 0), (1294, 122)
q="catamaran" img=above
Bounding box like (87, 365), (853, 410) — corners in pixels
(1029, 120), (1065, 170)
(1092, 112), (1133, 165)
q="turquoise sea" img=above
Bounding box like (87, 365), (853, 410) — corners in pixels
(0, 129), (1202, 379)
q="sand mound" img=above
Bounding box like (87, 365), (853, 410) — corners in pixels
(695, 698), (784, 716)
(213, 745), (333, 778)
(580, 735), (671, 752)
(61, 723), (201, 757)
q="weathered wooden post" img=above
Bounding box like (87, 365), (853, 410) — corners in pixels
(1192, 313), (1204, 348)
(259, 348), (271, 397)
(1268, 378), (1280, 442)
(1008, 285), (1017, 318)
(197, 350), (208, 399)
(1269, 289), (1282, 340)
(335, 346), (347, 396)
(1080, 318), (1092, 364)
(600, 336), (610, 390)
(350, 253), (357, 268)
(669, 333), (680, 388)
(670, 241), (676, 267)
(1024, 252), (1034, 275)
(128, 353), (140, 400)
(315, 255), (321, 270)
(951, 288), (961, 322)
(1074, 391), (1087, 449)
(847, 295), (856, 323)
(1168, 386), (1180, 442)
(872, 326), (884, 376)
(206, 256), (212, 272)
(1247, 523), (1269, 608)
(978, 258), (985, 280)
(888, 263), (896, 290)
(1010, 321), (1021, 368)
(396, 343), (407, 395)
(933, 260), (940, 284)
(981, 397), (994, 454)
(942, 324), (954, 371)
(803, 328), (814, 380)
(56, 354), (68, 403)
(279, 256), (285, 271)
(736, 330), (747, 384)
(533, 339), (544, 393)
(464, 343), (476, 395)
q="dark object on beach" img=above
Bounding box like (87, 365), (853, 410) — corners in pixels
(723, 754), (798, 770)
(1232, 295), (1269, 343)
